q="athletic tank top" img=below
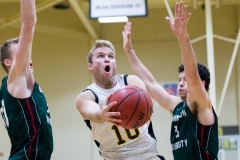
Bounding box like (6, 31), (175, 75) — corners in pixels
(0, 76), (53, 160)
(171, 102), (219, 160)
(84, 74), (159, 160)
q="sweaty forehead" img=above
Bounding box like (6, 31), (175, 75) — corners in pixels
(94, 47), (114, 55)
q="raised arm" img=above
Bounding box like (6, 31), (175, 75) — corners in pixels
(122, 22), (181, 112)
(166, 1), (214, 125)
(76, 91), (121, 125)
(7, 0), (37, 98)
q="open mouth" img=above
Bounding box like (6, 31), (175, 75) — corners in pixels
(105, 65), (110, 72)
(178, 89), (184, 93)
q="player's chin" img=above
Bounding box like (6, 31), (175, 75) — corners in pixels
(178, 92), (184, 97)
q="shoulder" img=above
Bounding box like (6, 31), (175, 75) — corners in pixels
(0, 76), (7, 87)
(126, 75), (146, 90)
(126, 75), (142, 83)
(115, 74), (128, 80)
(1, 76), (8, 84)
(173, 102), (184, 112)
(2, 76), (7, 81)
(76, 89), (95, 103)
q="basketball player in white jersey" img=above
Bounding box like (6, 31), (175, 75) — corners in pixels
(76, 40), (165, 160)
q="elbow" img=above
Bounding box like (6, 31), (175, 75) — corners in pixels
(21, 21), (36, 29)
(28, 16), (37, 26)
(31, 15), (37, 24)
(21, 15), (37, 26)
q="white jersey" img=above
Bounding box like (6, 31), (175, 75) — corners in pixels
(85, 74), (159, 160)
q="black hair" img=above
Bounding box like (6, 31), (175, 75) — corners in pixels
(178, 63), (210, 91)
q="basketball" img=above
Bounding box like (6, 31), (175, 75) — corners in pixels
(107, 85), (153, 129)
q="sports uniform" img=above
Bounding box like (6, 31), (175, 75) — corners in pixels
(0, 76), (53, 160)
(171, 102), (218, 160)
(84, 74), (164, 160)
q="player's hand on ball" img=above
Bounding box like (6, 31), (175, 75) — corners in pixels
(99, 101), (122, 125)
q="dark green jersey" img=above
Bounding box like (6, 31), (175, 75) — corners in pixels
(0, 76), (53, 160)
(171, 102), (218, 160)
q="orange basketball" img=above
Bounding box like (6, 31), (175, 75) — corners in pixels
(108, 85), (153, 129)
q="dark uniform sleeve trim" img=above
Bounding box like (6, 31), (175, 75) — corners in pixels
(83, 89), (99, 104)
(123, 74), (128, 85)
(148, 121), (157, 141)
(84, 120), (91, 130)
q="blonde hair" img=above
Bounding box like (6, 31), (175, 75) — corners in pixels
(87, 40), (116, 63)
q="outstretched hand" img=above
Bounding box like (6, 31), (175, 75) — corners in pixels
(122, 22), (133, 54)
(165, 1), (191, 39)
(99, 101), (122, 126)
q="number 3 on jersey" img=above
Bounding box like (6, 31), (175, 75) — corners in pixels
(112, 125), (140, 145)
(174, 126), (179, 138)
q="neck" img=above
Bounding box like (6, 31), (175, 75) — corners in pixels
(94, 76), (117, 89)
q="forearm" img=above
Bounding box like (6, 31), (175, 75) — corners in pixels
(81, 106), (103, 123)
(178, 35), (198, 76)
(21, 0), (37, 25)
(14, 0), (36, 71)
(126, 49), (156, 84)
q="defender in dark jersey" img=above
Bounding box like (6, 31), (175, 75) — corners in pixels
(123, 1), (219, 159)
(0, 0), (53, 159)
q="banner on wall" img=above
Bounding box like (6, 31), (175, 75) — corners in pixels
(152, 81), (179, 107)
(89, 0), (148, 19)
(159, 81), (178, 96)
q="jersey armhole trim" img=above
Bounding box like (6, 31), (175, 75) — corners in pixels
(84, 89), (99, 104)
(123, 74), (128, 86)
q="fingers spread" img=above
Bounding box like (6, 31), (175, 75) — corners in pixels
(179, 1), (183, 18)
(106, 112), (122, 125)
(165, 17), (172, 25)
(105, 101), (117, 111)
(183, 5), (187, 19)
(175, 2), (179, 18)
(108, 111), (121, 117)
(108, 115), (121, 123)
(187, 12), (192, 23)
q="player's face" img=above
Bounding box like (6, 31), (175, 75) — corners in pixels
(177, 72), (188, 102)
(89, 46), (116, 81)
